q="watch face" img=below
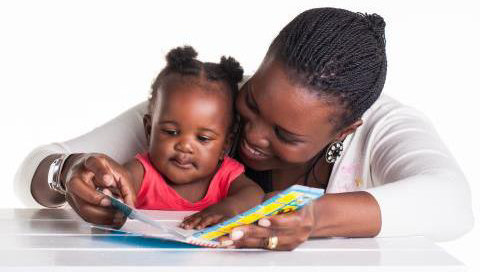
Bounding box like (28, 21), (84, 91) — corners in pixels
(48, 156), (68, 195)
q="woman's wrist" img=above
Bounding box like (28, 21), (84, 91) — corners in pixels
(31, 154), (68, 207)
(59, 153), (86, 190)
(310, 191), (382, 238)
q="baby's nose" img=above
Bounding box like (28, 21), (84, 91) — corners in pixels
(174, 140), (194, 153)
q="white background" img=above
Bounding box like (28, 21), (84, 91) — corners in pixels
(1, 0), (479, 269)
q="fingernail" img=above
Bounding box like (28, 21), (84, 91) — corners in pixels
(258, 218), (271, 227)
(104, 174), (114, 186)
(231, 230), (244, 240)
(220, 240), (234, 247)
(102, 188), (112, 196)
(100, 198), (111, 207)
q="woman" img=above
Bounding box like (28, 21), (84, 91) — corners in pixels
(15, 8), (473, 250)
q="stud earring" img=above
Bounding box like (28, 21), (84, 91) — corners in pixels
(325, 141), (344, 164)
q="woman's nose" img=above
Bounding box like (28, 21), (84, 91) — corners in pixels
(174, 139), (194, 154)
(243, 120), (269, 149)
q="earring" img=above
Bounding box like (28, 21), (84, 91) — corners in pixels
(325, 141), (344, 164)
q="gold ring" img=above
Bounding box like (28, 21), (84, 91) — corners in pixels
(266, 236), (278, 250)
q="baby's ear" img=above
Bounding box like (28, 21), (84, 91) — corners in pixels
(143, 114), (152, 143)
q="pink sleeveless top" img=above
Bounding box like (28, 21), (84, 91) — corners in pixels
(134, 153), (244, 211)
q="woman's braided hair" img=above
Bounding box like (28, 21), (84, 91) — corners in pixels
(268, 7), (387, 131)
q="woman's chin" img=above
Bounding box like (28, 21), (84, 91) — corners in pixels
(239, 151), (275, 171)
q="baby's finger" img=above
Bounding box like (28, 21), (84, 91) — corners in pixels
(181, 215), (203, 229)
(196, 214), (225, 229)
(182, 213), (197, 222)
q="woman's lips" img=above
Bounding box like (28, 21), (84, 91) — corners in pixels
(240, 140), (270, 161)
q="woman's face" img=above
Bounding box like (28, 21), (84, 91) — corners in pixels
(236, 59), (344, 171)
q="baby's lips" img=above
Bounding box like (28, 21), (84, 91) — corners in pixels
(171, 155), (195, 166)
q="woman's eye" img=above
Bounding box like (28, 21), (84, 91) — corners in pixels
(274, 127), (298, 144)
(162, 129), (178, 136)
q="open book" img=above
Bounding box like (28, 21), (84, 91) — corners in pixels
(96, 185), (324, 247)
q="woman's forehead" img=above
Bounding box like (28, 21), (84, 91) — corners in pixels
(249, 61), (337, 136)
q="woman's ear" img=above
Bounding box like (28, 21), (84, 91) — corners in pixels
(336, 119), (363, 141)
(143, 114), (152, 143)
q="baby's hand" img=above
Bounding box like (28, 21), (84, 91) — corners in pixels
(179, 205), (233, 230)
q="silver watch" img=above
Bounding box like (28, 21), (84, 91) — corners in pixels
(47, 154), (70, 195)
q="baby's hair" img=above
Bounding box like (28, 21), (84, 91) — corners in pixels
(268, 8), (387, 131)
(149, 46), (244, 125)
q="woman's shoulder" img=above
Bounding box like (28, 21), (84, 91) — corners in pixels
(344, 93), (438, 155)
(360, 94), (431, 130)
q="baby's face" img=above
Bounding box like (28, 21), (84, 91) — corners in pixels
(147, 80), (232, 185)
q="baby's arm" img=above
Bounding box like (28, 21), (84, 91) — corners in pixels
(180, 174), (264, 230)
(120, 159), (145, 199)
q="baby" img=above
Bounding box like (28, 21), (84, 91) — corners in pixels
(123, 46), (264, 229)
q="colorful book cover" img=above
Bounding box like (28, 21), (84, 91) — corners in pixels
(96, 185), (324, 247)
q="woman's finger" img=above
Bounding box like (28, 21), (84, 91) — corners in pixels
(260, 211), (304, 230)
(114, 170), (136, 206)
(83, 155), (116, 188)
(229, 224), (273, 241)
(261, 204), (316, 230)
(228, 224), (301, 251)
(67, 175), (110, 207)
(83, 155), (136, 207)
(66, 193), (117, 225)
(232, 232), (300, 251)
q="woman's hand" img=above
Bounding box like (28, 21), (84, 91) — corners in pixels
(220, 203), (316, 251)
(219, 192), (382, 250)
(63, 154), (136, 228)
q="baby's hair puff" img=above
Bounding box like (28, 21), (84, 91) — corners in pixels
(149, 45), (244, 128)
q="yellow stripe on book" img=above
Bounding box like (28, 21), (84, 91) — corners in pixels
(238, 213), (264, 224)
(275, 192), (303, 204)
(258, 203), (284, 215)
(200, 231), (227, 240)
(217, 222), (244, 233)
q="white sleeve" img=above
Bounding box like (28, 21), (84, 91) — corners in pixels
(364, 106), (474, 241)
(14, 101), (149, 208)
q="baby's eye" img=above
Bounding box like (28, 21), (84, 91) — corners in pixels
(162, 129), (178, 136)
(197, 135), (211, 143)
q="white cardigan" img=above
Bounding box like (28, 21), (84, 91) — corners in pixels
(14, 94), (474, 242)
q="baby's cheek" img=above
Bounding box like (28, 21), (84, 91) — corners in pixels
(198, 147), (223, 171)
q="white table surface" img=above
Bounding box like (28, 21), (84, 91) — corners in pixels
(0, 209), (465, 272)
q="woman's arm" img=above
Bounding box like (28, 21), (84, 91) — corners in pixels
(14, 101), (148, 208)
(365, 104), (474, 241)
(311, 191), (381, 238)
